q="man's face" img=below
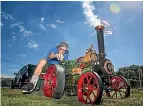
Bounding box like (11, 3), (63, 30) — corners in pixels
(58, 47), (67, 54)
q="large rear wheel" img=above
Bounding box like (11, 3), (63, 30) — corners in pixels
(43, 65), (65, 99)
(43, 65), (57, 97)
(53, 65), (65, 99)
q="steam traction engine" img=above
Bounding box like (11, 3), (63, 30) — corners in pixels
(42, 25), (130, 105)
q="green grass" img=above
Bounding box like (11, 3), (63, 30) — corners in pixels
(1, 88), (143, 106)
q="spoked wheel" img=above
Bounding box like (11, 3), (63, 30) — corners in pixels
(43, 65), (57, 97)
(106, 76), (130, 99)
(77, 72), (103, 105)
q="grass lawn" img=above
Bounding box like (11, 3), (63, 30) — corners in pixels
(1, 88), (143, 106)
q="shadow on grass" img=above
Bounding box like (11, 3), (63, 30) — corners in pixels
(50, 95), (86, 106)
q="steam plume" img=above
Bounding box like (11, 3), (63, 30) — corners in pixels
(82, 1), (101, 27)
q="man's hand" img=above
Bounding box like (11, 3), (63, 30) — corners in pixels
(56, 54), (64, 61)
(48, 53), (64, 61)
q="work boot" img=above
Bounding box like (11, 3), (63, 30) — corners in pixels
(21, 82), (36, 94)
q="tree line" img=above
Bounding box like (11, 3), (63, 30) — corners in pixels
(115, 64), (143, 80)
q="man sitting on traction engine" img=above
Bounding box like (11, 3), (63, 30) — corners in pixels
(21, 41), (69, 94)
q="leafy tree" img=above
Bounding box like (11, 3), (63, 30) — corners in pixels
(116, 65), (143, 80)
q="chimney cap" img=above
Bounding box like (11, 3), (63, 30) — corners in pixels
(95, 25), (105, 30)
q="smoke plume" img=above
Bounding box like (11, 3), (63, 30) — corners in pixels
(82, 1), (101, 27)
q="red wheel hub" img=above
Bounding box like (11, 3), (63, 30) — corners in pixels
(77, 72), (102, 104)
(106, 76), (130, 99)
(43, 65), (57, 97)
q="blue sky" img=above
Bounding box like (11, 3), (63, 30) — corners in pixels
(1, 1), (143, 78)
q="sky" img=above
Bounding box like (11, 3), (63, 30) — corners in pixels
(1, 1), (143, 78)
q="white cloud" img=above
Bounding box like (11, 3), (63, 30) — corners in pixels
(24, 31), (32, 36)
(12, 36), (16, 41)
(56, 19), (64, 24)
(84, 21), (88, 24)
(8, 44), (12, 48)
(18, 22), (24, 25)
(41, 17), (45, 23)
(10, 21), (24, 28)
(19, 26), (25, 32)
(46, 19), (64, 30)
(28, 40), (39, 50)
(47, 24), (57, 29)
(1, 12), (15, 21)
(10, 22), (32, 37)
(21, 54), (26, 57)
(0, 22), (4, 26)
(10, 65), (17, 67)
(12, 32), (16, 34)
(51, 24), (57, 29)
(18, 54), (26, 57)
(39, 24), (46, 31)
(18, 25), (32, 36)
(2, 14), (8, 20)
(10, 23), (19, 28)
(2, 12), (33, 37)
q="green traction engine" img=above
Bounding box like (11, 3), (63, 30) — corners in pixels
(40, 25), (130, 105)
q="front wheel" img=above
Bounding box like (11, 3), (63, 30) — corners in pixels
(77, 72), (103, 105)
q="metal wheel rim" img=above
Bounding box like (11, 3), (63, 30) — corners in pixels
(106, 76), (130, 99)
(43, 65), (57, 97)
(77, 72), (102, 104)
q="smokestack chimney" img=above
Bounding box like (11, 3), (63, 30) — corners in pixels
(95, 25), (106, 61)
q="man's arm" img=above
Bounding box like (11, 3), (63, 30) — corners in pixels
(47, 48), (57, 60)
(48, 53), (57, 59)
(47, 48), (63, 60)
